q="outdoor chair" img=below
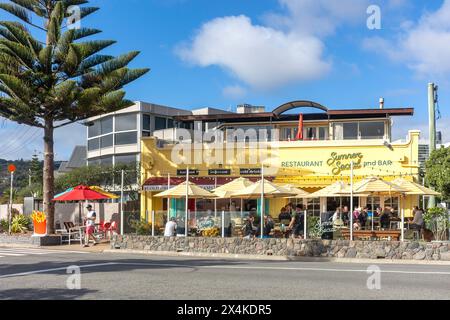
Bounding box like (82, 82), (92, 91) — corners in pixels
(57, 222), (81, 245)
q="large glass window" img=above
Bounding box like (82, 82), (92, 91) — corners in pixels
(87, 138), (100, 151)
(100, 134), (113, 148)
(100, 156), (113, 165)
(101, 116), (113, 135)
(115, 132), (137, 145)
(115, 114), (137, 132)
(167, 118), (174, 129)
(88, 158), (101, 166)
(88, 121), (101, 138)
(143, 114), (151, 131)
(115, 154), (137, 164)
(319, 127), (328, 140)
(359, 122), (385, 139)
(155, 116), (167, 130)
(343, 123), (358, 140)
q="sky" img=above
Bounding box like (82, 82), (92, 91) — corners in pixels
(1, 0), (450, 160)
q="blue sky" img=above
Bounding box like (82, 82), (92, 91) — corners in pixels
(1, 0), (450, 160)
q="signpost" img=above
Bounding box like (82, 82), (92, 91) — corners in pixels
(7, 164), (16, 235)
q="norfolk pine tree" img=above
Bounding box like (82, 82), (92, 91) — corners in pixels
(0, 0), (149, 233)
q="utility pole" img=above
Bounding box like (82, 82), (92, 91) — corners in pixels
(428, 83), (437, 208)
(120, 169), (124, 235)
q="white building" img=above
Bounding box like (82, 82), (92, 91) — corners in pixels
(85, 101), (232, 165)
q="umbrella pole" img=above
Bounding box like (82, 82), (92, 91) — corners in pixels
(350, 161), (354, 241)
(372, 196), (374, 232)
(167, 173), (170, 219)
(185, 168), (189, 237)
(214, 177), (217, 221)
(241, 198), (243, 222)
(400, 195), (404, 242)
(261, 165), (264, 239)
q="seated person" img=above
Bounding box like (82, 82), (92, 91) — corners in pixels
(243, 215), (256, 239)
(256, 215), (275, 237)
(278, 207), (292, 222)
(410, 206), (424, 230)
(353, 219), (361, 230)
(379, 209), (391, 229)
(358, 207), (368, 229)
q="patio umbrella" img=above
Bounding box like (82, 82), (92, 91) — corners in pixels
(53, 185), (110, 225)
(212, 177), (254, 225)
(391, 178), (441, 196)
(344, 177), (408, 232)
(232, 179), (297, 199)
(308, 181), (348, 198)
(155, 181), (216, 236)
(281, 184), (310, 199)
(90, 186), (120, 199)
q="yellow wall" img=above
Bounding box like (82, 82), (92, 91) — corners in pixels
(141, 130), (420, 220)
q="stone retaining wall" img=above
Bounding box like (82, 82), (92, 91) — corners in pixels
(111, 235), (450, 261)
(0, 233), (32, 244)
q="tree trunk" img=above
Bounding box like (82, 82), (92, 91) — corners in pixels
(43, 118), (55, 234)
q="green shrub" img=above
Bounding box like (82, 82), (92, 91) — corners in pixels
(130, 219), (152, 235)
(424, 207), (449, 241)
(10, 214), (32, 234)
(0, 219), (8, 232)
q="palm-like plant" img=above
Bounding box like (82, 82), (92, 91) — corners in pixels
(0, 0), (149, 233)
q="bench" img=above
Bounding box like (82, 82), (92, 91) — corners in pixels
(341, 229), (401, 241)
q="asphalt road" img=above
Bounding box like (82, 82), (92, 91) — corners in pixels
(0, 247), (449, 300)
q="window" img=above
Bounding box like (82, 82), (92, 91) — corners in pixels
(359, 122), (384, 139)
(115, 114), (137, 131)
(115, 154), (137, 164)
(319, 127), (328, 140)
(100, 156), (113, 165)
(304, 127), (316, 140)
(101, 116), (113, 135)
(88, 157), (101, 166)
(142, 131), (151, 137)
(167, 118), (174, 129)
(307, 198), (320, 216)
(87, 138), (100, 151)
(88, 121), (101, 138)
(143, 114), (151, 131)
(343, 123), (358, 140)
(115, 132), (137, 145)
(155, 116), (167, 130)
(100, 134), (113, 148)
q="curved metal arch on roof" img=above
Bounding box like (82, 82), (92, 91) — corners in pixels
(273, 100), (328, 116)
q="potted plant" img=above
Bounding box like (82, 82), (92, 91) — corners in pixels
(31, 211), (47, 236)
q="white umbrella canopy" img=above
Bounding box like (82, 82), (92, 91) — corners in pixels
(212, 177), (254, 198)
(308, 181), (349, 198)
(392, 178), (441, 196)
(350, 176), (408, 195)
(281, 184), (310, 198)
(154, 181), (216, 199)
(232, 179), (297, 199)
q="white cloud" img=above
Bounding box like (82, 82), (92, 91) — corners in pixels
(177, 15), (330, 89)
(392, 116), (450, 144)
(222, 85), (247, 99)
(265, 0), (370, 36)
(364, 0), (450, 78)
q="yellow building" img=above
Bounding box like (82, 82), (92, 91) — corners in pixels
(140, 101), (420, 222)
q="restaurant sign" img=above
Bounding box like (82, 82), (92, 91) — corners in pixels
(240, 168), (261, 175)
(327, 152), (364, 175)
(177, 169), (199, 176)
(208, 169), (231, 175)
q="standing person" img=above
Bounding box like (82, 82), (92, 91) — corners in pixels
(243, 215), (255, 239)
(83, 204), (98, 247)
(380, 208), (391, 229)
(164, 217), (177, 237)
(289, 205), (304, 239)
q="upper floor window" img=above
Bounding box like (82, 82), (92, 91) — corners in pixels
(88, 121), (101, 138)
(334, 121), (385, 140)
(143, 114), (151, 131)
(115, 114), (137, 132)
(101, 116), (113, 135)
(155, 116), (167, 131)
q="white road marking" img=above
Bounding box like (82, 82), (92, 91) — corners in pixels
(0, 262), (118, 279)
(2, 261), (449, 279)
(0, 247), (88, 258)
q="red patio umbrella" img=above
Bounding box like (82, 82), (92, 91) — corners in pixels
(53, 185), (110, 225)
(53, 185), (110, 201)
